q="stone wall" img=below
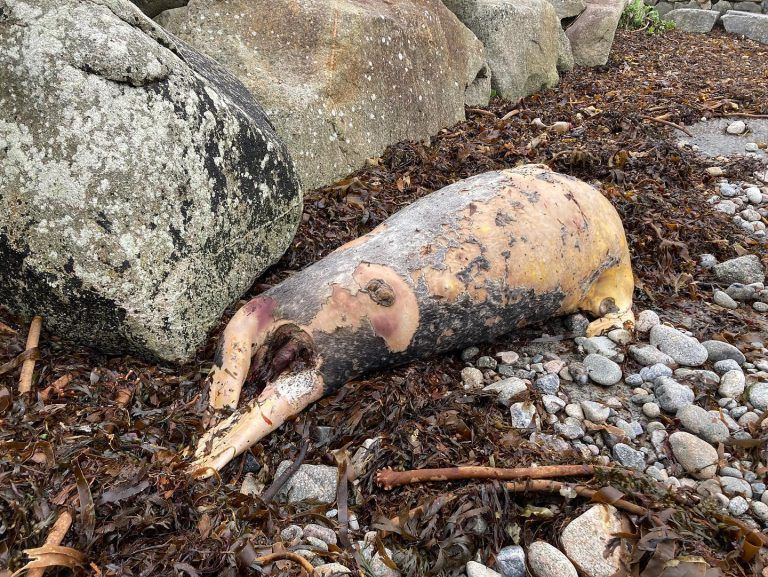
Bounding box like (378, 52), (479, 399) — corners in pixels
(649, 0), (768, 17)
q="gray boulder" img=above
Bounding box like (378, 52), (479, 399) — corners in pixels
(546, 0), (588, 17)
(566, 0), (625, 67)
(442, 0), (561, 101)
(159, 0), (488, 190)
(713, 255), (765, 285)
(665, 8), (720, 31)
(557, 27), (576, 72)
(723, 10), (768, 42)
(0, 0), (301, 361)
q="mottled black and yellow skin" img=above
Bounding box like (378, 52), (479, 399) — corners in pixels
(192, 165), (634, 475)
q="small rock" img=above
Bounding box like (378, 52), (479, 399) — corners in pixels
(543, 395), (566, 414)
(746, 186), (763, 203)
(527, 541), (578, 577)
(576, 336), (619, 359)
(640, 363), (673, 382)
(583, 354), (622, 386)
(654, 377), (694, 413)
(718, 370), (746, 399)
(669, 432), (718, 479)
(581, 400), (610, 423)
(706, 166), (724, 177)
(477, 356), (498, 370)
(701, 341), (747, 365)
(725, 283), (757, 302)
(613, 443), (646, 471)
(720, 476), (753, 498)
(466, 561), (502, 577)
(565, 403), (585, 420)
(240, 473), (264, 497)
(714, 359), (742, 374)
(359, 535), (400, 577)
(564, 314), (590, 336)
(714, 290), (739, 309)
(484, 378), (528, 405)
(636, 310), (661, 333)
(496, 350), (519, 365)
(713, 255), (765, 285)
(745, 143), (760, 153)
(720, 466), (743, 478)
(676, 405), (730, 444)
(280, 525), (303, 543)
(303, 524), (337, 546)
(462, 367), (485, 389)
(496, 545), (526, 577)
(625, 373), (643, 386)
(748, 382), (768, 410)
(649, 325), (708, 367)
(643, 402), (661, 418)
(754, 302), (768, 312)
(751, 501), (768, 522)
(509, 402), (538, 429)
(726, 120), (747, 135)
(699, 254), (718, 269)
(555, 417), (585, 440)
(535, 373), (560, 394)
(315, 563), (352, 576)
(607, 329), (632, 345)
(560, 505), (628, 577)
(630, 344), (676, 367)
(462, 347), (480, 362)
(728, 496), (749, 516)
(275, 461), (339, 504)
(738, 411), (760, 428)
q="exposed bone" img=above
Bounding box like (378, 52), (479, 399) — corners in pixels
(192, 165), (635, 476)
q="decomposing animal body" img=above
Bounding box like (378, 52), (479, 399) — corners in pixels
(191, 165), (634, 475)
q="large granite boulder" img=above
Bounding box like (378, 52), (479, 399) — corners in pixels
(442, 0), (562, 101)
(0, 0), (302, 361)
(566, 0), (626, 66)
(722, 10), (768, 42)
(547, 0), (589, 18)
(158, 0), (488, 190)
(666, 8), (720, 31)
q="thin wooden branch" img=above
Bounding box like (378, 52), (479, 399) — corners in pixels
(19, 316), (42, 395)
(28, 510), (74, 577)
(504, 479), (647, 515)
(375, 464), (594, 490)
(639, 115), (693, 137)
(723, 112), (768, 120)
(253, 551), (315, 574)
(466, 107), (498, 118)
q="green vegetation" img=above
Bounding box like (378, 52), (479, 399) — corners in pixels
(619, 0), (676, 33)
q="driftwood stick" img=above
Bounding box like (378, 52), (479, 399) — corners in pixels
(375, 464), (595, 490)
(19, 316), (42, 395)
(504, 479), (647, 515)
(466, 107), (497, 118)
(253, 551), (315, 574)
(28, 510), (74, 577)
(724, 112), (768, 120)
(639, 115), (693, 137)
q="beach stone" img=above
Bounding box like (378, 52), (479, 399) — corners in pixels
(751, 501), (768, 522)
(462, 367), (485, 389)
(718, 370), (746, 398)
(629, 345), (676, 367)
(676, 405), (730, 444)
(444, 0), (561, 102)
(725, 283), (757, 301)
(640, 363), (674, 382)
(714, 359), (742, 374)
(722, 10), (768, 44)
(316, 564), (352, 576)
(714, 290), (739, 309)
(484, 378), (529, 405)
(560, 505), (628, 577)
(496, 545), (526, 577)
(581, 401), (610, 423)
(527, 541), (578, 577)
(583, 354), (622, 386)
(650, 325), (708, 367)
(466, 562), (502, 577)
(576, 336), (620, 359)
(535, 373), (561, 394)
(643, 402), (661, 418)
(669, 432), (718, 479)
(748, 382), (768, 410)
(275, 461), (338, 504)
(720, 476), (753, 498)
(159, 0), (487, 190)
(510, 402), (538, 429)
(543, 395), (567, 413)
(727, 120), (748, 135)
(665, 8), (719, 32)
(728, 496), (749, 516)
(636, 309), (661, 333)
(713, 255), (765, 285)
(566, 0), (625, 66)
(556, 26), (576, 73)
(703, 341), (746, 364)
(613, 443), (646, 470)
(303, 524), (338, 546)
(655, 377), (694, 412)
(555, 417), (585, 440)
(0, 0), (303, 361)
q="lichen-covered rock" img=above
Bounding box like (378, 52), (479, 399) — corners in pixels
(566, 0), (626, 67)
(158, 0), (487, 190)
(0, 0), (302, 361)
(723, 10), (768, 44)
(665, 8), (719, 32)
(442, 0), (561, 101)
